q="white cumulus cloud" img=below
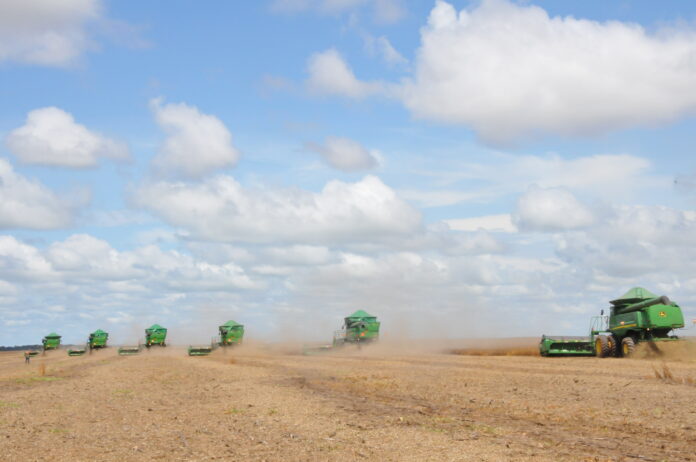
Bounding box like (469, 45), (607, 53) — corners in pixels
(0, 0), (101, 66)
(398, 0), (696, 142)
(150, 99), (240, 179)
(0, 159), (85, 229)
(307, 49), (382, 98)
(555, 206), (696, 280)
(134, 175), (421, 244)
(514, 185), (595, 232)
(270, 0), (405, 24)
(365, 35), (407, 66)
(5, 107), (129, 168)
(421, 153), (659, 203)
(306, 136), (380, 171)
(445, 214), (517, 233)
(311, 1), (696, 142)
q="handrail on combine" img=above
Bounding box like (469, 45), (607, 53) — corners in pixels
(589, 315), (608, 335)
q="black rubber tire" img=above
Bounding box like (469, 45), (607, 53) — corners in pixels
(595, 335), (615, 358)
(607, 335), (617, 357)
(621, 337), (636, 357)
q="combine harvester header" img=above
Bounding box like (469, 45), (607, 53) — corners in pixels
(540, 287), (685, 357)
(118, 345), (141, 356)
(67, 346), (86, 356)
(187, 345), (213, 356)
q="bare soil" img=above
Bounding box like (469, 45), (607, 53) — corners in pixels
(1, 343), (695, 461)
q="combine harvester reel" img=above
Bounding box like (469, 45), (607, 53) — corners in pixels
(187, 344), (213, 356)
(538, 335), (595, 357)
(540, 287), (686, 358)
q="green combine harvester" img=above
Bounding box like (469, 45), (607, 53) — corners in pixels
(118, 345), (141, 356)
(333, 310), (380, 346)
(42, 332), (61, 352)
(88, 329), (108, 350)
(218, 320), (244, 347)
(305, 310), (381, 354)
(540, 287), (685, 357)
(145, 324), (167, 348)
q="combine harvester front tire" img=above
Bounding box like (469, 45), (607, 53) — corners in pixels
(595, 335), (616, 358)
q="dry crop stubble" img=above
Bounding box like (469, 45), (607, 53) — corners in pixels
(0, 343), (694, 461)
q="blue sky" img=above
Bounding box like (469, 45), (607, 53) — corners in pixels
(1, 0), (696, 345)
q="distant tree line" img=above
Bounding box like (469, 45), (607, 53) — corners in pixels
(0, 345), (42, 351)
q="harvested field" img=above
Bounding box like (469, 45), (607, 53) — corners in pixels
(1, 344), (695, 461)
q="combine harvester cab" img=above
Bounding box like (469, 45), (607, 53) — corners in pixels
(540, 287), (685, 358)
(42, 332), (61, 352)
(88, 329), (109, 351)
(144, 324), (167, 348)
(218, 320), (244, 347)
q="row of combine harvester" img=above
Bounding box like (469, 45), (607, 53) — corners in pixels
(117, 321), (246, 356)
(540, 287), (688, 357)
(38, 329), (109, 356)
(36, 310), (382, 357)
(37, 321), (245, 357)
